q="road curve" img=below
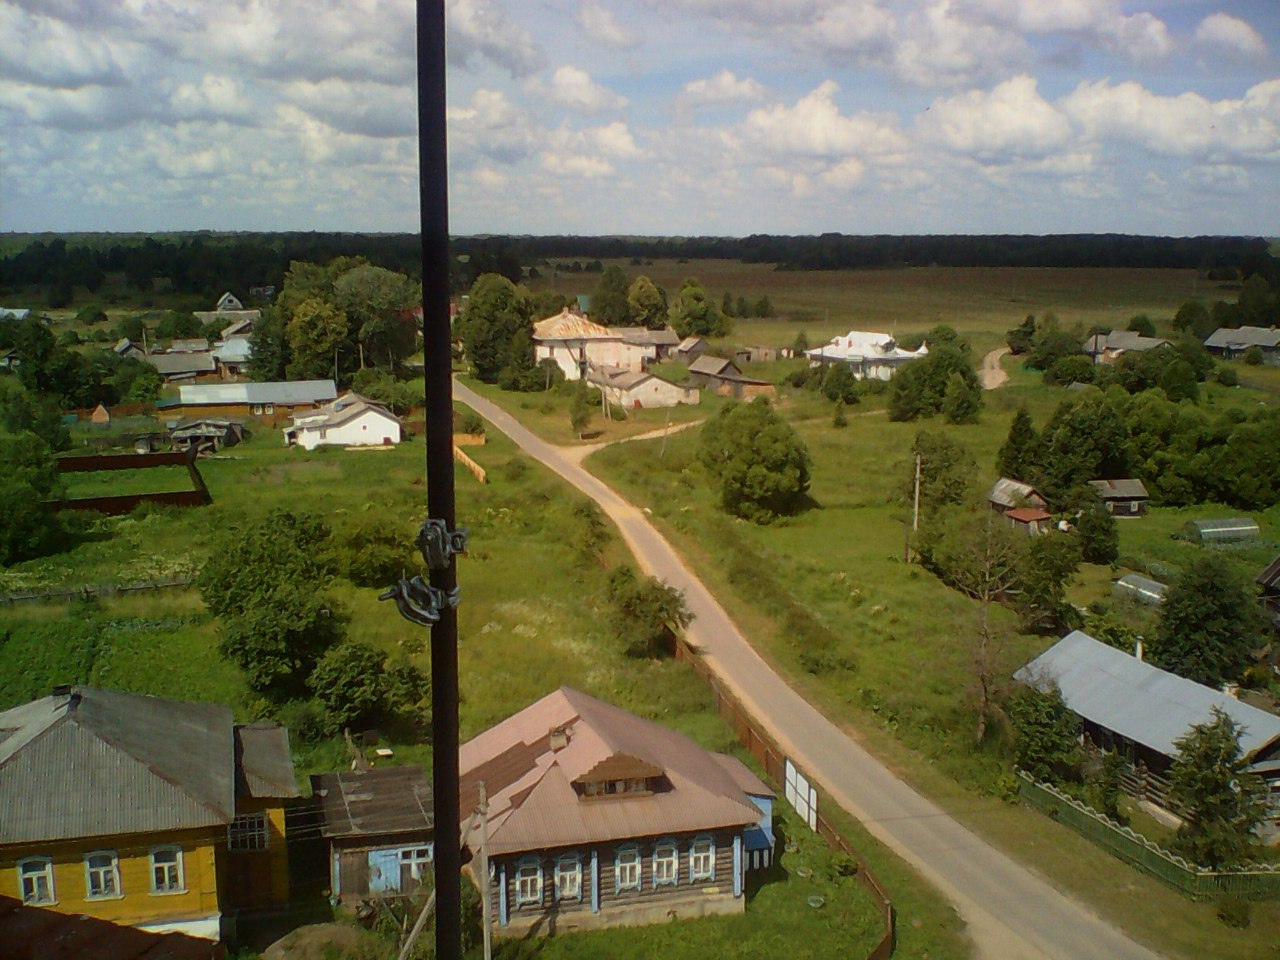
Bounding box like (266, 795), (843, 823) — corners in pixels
(453, 378), (1160, 960)
(982, 347), (1011, 390)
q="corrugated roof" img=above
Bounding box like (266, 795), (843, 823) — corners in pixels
(989, 477), (1047, 509)
(288, 392), (400, 431)
(1205, 325), (1280, 350)
(1006, 506), (1051, 523)
(1259, 554), (1280, 590)
(179, 379), (337, 406)
(532, 309), (614, 341)
(612, 326), (680, 346)
(212, 336), (253, 362)
(149, 352), (217, 376)
(235, 724), (300, 800)
(1014, 631), (1280, 765)
(311, 765), (434, 839)
(688, 355), (737, 376)
(169, 338), (210, 353)
(586, 364), (650, 391)
(459, 688), (771, 857)
(0, 688), (236, 843)
(1088, 478), (1149, 500)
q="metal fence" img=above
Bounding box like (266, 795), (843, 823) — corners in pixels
(1017, 772), (1280, 900)
(676, 637), (896, 959)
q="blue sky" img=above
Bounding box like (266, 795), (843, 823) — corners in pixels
(2, 1), (1278, 236)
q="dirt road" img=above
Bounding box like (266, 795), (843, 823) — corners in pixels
(982, 347), (1010, 389)
(453, 378), (1159, 960)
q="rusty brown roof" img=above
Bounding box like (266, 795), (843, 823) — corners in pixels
(0, 895), (224, 960)
(459, 688), (770, 857)
(311, 765), (434, 839)
(532, 309), (614, 341)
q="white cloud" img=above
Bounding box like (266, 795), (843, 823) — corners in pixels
(578, 1), (639, 49)
(1195, 13), (1268, 58)
(281, 79), (416, 138)
(447, 0), (545, 78)
(1096, 12), (1171, 62)
(920, 75), (1072, 159)
(446, 88), (541, 165)
(742, 81), (907, 158)
(893, 1), (1028, 87)
(679, 70), (766, 108)
(0, 4), (135, 89)
(171, 75), (254, 124)
(527, 66), (627, 114)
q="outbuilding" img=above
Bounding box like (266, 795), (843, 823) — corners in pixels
(1185, 517), (1260, 545)
(1088, 478), (1149, 517)
(1113, 573), (1167, 606)
(587, 365), (699, 409)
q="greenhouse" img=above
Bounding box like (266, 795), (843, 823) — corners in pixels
(1184, 517), (1260, 545)
(1113, 574), (1167, 606)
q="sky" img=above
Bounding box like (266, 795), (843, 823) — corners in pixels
(2, 1), (1279, 237)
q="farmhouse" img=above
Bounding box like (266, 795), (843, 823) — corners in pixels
(459, 687), (775, 936)
(805, 331), (927, 381)
(211, 336), (253, 379)
(586, 365), (699, 409)
(281, 392), (402, 450)
(0, 687), (298, 940)
(532, 309), (678, 380)
(1087, 478), (1149, 517)
(687, 355), (775, 400)
(148, 351), (218, 383)
(193, 292), (261, 331)
(310, 766), (434, 905)
(1082, 331), (1169, 364)
(1204, 326), (1280, 363)
(175, 379), (337, 421)
(988, 477), (1049, 513)
(1014, 631), (1280, 819)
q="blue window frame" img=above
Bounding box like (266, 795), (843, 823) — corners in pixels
(514, 856), (542, 907)
(652, 838), (679, 887)
(690, 834), (715, 882)
(614, 843), (641, 893)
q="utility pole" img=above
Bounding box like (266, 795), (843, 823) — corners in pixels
(478, 782), (492, 960)
(912, 452), (922, 532)
(659, 407), (672, 459)
(415, 3), (460, 957)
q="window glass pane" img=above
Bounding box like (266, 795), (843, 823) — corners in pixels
(20, 859), (55, 904)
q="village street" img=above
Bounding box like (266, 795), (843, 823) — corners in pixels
(453, 378), (1161, 960)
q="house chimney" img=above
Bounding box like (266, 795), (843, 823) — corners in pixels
(1222, 683), (1240, 699)
(549, 726), (569, 751)
(1134, 638), (1144, 661)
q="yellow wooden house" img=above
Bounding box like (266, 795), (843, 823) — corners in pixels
(0, 686), (299, 940)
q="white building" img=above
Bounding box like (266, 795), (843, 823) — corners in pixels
(532, 308), (677, 381)
(282, 392), (402, 450)
(587, 364), (700, 409)
(805, 331), (928, 380)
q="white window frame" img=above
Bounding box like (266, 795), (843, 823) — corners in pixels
(149, 846), (185, 894)
(401, 845), (434, 882)
(251, 404), (263, 415)
(514, 856), (542, 907)
(554, 853), (582, 902)
(614, 843), (641, 893)
(690, 835), (715, 882)
(84, 850), (121, 899)
(228, 812), (269, 851)
(18, 856), (55, 904)
(652, 838), (679, 887)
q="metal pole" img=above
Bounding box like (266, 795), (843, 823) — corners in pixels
(415, 3), (460, 957)
(478, 782), (492, 960)
(912, 452), (921, 532)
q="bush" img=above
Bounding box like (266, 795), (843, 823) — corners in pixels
(699, 398), (811, 523)
(1216, 896), (1252, 929)
(1215, 366), (1239, 386)
(1242, 346), (1264, 366)
(457, 410), (485, 435)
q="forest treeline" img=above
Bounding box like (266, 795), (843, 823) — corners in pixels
(2, 233), (1274, 304)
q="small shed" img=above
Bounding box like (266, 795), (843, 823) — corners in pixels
(1088, 478), (1149, 517)
(90, 403), (111, 425)
(1185, 517), (1260, 545)
(310, 765), (435, 904)
(1005, 506), (1051, 536)
(1113, 574), (1167, 606)
(988, 477), (1049, 513)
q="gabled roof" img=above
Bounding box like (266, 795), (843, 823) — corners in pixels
(459, 688), (771, 857)
(677, 336), (705, 352)
(688, 355), (738, 377)
(586, 364), (651, 391)
(532, 308), (614, 342)
(289, 392), (400, 431)
(212, 336), (253, 363)
(194, 309), (261, 325)
(169, 338), (210, 353)
(1006, 506), (1051, 523)
(311, 765), (434, 839)
(611, 326), (681, 347)
(221, 317), (255, 339)
(1088, 478), (1149, 500)
(179, 379), (337, 406)
(1014, 631), (1280, 766)
(216, 292), (243, 311)
(1258, 554), (1280, 590)
(235, 724), (301, 800)
(148, 352), (217, 376)
(0, 688), (237, 843)
(1204, 325), (1280, 350)
(989, 477), (1047, 509)
(1084, 331), (1169, 354)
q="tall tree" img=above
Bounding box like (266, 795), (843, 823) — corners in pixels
(0, 432), (65, 567)
(286, 298), (349, 381)
(332, 264), (420, 370)
(248, 306), (289, 381)
(669, 278), (729, 337)
(607, 566), (694, 658)
(1009, 684), (1079, 782)
(700, 398), (811, 523)
(906, 430), (975, 516)
(996, 407), (1039, 482)
(1153, 554), (1265, 687)
(456, 274), (532, 383)
(1017, 534), (1080, 634)
(1037, 392), (1130, 498)
(943, 371), (983, 424)
(590, 264), (631, 325)
(1167, 709), (1268, 868)
(626, 276), (667, 330)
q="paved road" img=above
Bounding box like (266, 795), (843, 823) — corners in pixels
(454, 379), (1160, 960)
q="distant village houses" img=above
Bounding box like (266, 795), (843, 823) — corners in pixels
(1203, 325), (1280, 364)
(805, 331), (927, 381)
(1082, 331), (1169, 364)
(175, 380), (337, 422)
(531, 308), (679, 380)
(282, 392), (402, 450)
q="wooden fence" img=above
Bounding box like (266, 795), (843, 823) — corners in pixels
(453, 445), (487, 484)
(52, 449), (212, 515)
(0, 577), (195, 606)
(675, 637), (896, 959)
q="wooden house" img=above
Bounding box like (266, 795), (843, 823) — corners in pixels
(310, 766), (434, 905)
(675, 337), (707, 361)
(459, 687), (775, 937)
(1204, 326), (1280, 364)
(0, 687), (298, 941)
(988, 478), (1049, 514)
(586, 365), (699, 409)
(1087, 478), (1149, 517)
(686, 355), (775, 400)
(1015, 631), (1280, 820)
(175, 380), (337, 423)
(1082, 331), (1169, 364)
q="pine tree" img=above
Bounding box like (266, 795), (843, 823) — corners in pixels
(996, 407), (1040, 481)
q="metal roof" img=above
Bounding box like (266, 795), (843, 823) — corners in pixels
(179, 379), (337, 406)
(1186, 517), (1259, 542)
(688, 355), (737, 376)
(532, 309), (614, 341)
(169, 338), (210, 353)
(989, 477), (1047, 509)
(1259, 553), (1280, 590)
(0, 895), (225, 960)
(0, 688), (236, 843)
(1088, 478), (1149, 500)
(235, 724), (301, 800)
(586, 364), (651, 391)
(310, 765), (434, 839)
(148, 352), (217, 376)
(211, 336), (253, 362)
(1204, 325), (1280, 350)
(612, 326), (681, 346)
(459, 688), (772, 857)
(1014, 631), (1280, 766)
